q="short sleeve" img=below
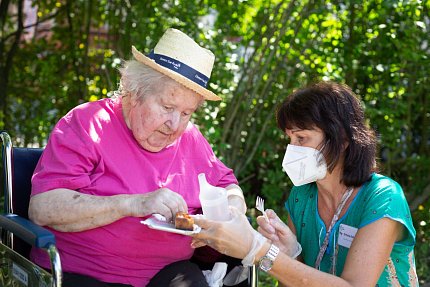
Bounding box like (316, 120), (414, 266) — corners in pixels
(185, 124), (238, 188)
(31, 115), (99, 195)
(359, 175), (416, 246)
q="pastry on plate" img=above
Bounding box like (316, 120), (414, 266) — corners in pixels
(175, 212), (194, 231)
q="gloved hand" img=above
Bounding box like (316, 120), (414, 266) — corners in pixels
(257, 209), (301, 258)
(191, 207), (268, 266)
(240, 226), (267, 267)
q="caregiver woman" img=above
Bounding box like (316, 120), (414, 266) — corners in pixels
(192, 81), (418, 286)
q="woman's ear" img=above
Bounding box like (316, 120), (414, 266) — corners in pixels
(128, 92), (139, 107)
(121, 93), (136, 110)
(343, 140), (349, 151)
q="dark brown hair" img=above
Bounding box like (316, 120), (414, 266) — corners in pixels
(276, 81), (377, 187)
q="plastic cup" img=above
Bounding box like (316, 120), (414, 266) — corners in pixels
(200, 189), (230, 221)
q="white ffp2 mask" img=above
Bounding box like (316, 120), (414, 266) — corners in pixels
(282, 144), (327, 186)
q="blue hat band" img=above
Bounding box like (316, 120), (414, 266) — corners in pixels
(148, 51), (209, 88)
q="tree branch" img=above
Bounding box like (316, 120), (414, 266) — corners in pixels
(409, 183), (430, 212)
(1, 9), (61, 42)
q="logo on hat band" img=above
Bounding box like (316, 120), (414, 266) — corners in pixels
(148, 51), (209, 88)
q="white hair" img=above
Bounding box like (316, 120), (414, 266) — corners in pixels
(118, 60), (177, 102)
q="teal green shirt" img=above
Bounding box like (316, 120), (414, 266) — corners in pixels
(286, 173), (418, 286)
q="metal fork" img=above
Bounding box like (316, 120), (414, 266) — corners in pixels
(256, 196), (269, 223)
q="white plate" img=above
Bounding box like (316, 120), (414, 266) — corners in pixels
(141, 216), (201, 235)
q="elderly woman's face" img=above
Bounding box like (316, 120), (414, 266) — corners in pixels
(125, 83), (202, 152)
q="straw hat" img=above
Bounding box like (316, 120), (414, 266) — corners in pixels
(132, 28), (221, 101)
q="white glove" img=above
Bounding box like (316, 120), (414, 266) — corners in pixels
(257, 209), (302, 258)
(241, 229), (267, 267)
(192, 207), (268, 264)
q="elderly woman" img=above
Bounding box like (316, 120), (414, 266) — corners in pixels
(28, 28), (246, 287)
(192, 82), (418, 286)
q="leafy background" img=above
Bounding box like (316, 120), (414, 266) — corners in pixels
(1, 0), (429, 285)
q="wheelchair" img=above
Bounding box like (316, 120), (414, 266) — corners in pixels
(0, 131), (258, 287)
(0, 131), (61, 286)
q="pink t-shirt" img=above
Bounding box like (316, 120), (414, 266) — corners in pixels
(30, 98), (237, 286)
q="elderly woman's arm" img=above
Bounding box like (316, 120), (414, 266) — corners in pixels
(29, 187), (188, 232)
(225, 184), (247, 214)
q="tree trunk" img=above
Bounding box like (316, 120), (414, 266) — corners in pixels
(0, 0), (24, 132)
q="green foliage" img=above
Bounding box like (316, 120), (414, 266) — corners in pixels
(1, 0), (429, 285)
(414, 202), (430, 282)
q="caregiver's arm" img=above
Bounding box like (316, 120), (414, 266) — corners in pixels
(259, 217), (402, 287)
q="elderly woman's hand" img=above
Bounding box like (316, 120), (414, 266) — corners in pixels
(257, 209), (301, 258)
(225, 184), (247, 214)
(126, 188), (188, 222)
(191, 207), (262, 260)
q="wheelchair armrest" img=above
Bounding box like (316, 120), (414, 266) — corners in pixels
(0, 213), (56, 249)
(1, 213), (63, 286)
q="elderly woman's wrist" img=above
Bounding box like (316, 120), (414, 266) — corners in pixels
(117, 194), (142, 217)
(227, 195), (247, 214)
(226, 184), (247, 213)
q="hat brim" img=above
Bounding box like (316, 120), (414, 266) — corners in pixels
(132, 46), (221, 101)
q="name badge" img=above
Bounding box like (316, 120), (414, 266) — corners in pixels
(338, 224), (358, 248)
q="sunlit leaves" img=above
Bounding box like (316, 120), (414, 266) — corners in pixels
(1, 0), (429, 283)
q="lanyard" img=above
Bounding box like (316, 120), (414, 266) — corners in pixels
(314, 187), (354, 272)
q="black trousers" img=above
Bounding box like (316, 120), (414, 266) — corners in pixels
(147, 260), (209, 287)
(62, 272), (132, 287)
(62, 260), (209, 287)
(61, 252), (247, 287)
